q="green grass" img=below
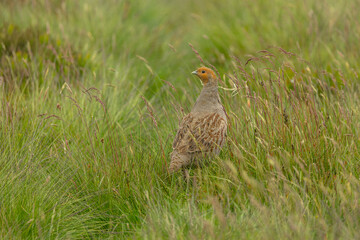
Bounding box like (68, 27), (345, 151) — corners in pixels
(1, 0), (360, 239)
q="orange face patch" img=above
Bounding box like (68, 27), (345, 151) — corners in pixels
(194, 67), (216, 84)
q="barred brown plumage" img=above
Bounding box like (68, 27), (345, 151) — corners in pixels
(169, 67), (227, 173)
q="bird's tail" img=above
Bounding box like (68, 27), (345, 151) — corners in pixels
(169, 151), (191, 173)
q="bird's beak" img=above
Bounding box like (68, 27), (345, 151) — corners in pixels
(191, 70), (197, 75)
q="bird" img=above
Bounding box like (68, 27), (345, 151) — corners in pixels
(169, 67), (227, 174)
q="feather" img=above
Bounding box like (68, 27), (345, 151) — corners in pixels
(172, 112), (227, 155)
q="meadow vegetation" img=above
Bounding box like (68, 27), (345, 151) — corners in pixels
(1, 0), (360, 239)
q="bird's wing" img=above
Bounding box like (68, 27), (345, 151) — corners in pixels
(172, 112), (227, 154)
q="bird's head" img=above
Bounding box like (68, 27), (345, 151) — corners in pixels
(192, 67), (218, 85)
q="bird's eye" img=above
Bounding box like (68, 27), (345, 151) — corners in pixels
(201, 70), (205, 73)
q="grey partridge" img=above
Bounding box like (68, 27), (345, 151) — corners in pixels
(169, 67), (227, 173)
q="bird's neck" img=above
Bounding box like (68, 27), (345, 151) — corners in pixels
(192, 83), (222, 113)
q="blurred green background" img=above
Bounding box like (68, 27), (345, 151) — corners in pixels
(1, 0), (360, 239)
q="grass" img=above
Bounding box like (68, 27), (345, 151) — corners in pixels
(1, 0), (360, 239)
